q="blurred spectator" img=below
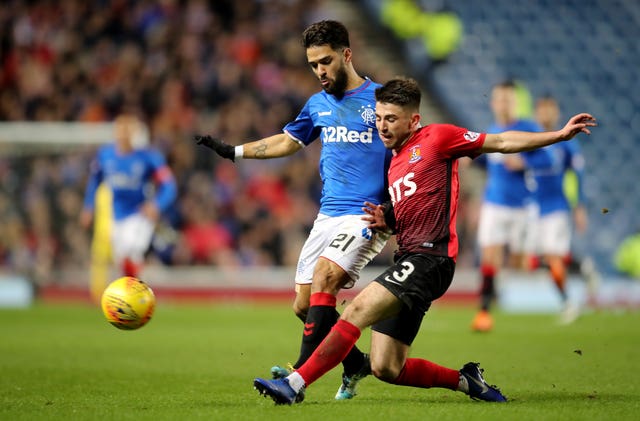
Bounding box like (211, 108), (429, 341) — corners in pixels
(0, 0), (398, 284)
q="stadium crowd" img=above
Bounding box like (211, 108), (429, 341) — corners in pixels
(0, 0), (399, 284)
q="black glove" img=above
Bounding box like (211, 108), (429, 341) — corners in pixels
(194, 135), (235, 161)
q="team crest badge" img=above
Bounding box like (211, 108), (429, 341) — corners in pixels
(409, 145), (422, 163)
(464, 131), (481, 142)
(360, 104), (375, 125)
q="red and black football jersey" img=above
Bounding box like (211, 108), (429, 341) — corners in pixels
(387, 124), (485, 261)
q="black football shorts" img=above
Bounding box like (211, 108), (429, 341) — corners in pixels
(372, 253), (455, 345)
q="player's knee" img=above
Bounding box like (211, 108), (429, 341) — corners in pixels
(370, 362), (400, 383)
(292, 302), (308, 321)
(292, 295), (309, 320)
(312, 259), (349, 294)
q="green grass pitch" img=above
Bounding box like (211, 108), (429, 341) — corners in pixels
(1, 301), (639, 420)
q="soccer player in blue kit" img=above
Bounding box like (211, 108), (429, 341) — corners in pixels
(472, 81), (543, 332)
(530, 96), (588, 323)
(81, 114), (177, 278)
(194, 20), (392, 400)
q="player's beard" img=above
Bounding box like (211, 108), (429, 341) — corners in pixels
(322, 63), (348, 97)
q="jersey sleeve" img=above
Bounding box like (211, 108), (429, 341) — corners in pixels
(148, 150), (177, 213)
(282, 99), (321, 146)
(434, 124), (486, 159)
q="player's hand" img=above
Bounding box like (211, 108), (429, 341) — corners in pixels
(362, 201), (388, 230)
(141, 202), (160, 223)
(560, 113), (597, 140)
(194, 135), (235, 161)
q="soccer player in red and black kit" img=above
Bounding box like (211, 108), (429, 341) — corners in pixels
(253, 77), (597, 405)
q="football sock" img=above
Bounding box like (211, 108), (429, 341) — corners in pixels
(480, 264), (496, 311)
(296, 319), (361, 387)
(549, 258), (568, 302)
(293, 292), (338, 369)
(341, 336), (366, 377)
(295, 311), (307, 323)
(287, 371), (306, 393)
(390, 358), (459, 390)
(292, 292), (367, 375)
(122, 258), (139, 278)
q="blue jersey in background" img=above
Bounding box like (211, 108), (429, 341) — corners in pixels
(284, 79), (392, 217)
(83, 144), (177, 220)
(525, 141), (586, 216)
(480, 119), (542, 207)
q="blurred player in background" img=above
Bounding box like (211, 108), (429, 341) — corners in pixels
(471, 80), (542, 332)
(252, 77), (597, 405)
(194, 20), (392, 400)
(81, 114), (177, 291)
(530, 95), (588, 323)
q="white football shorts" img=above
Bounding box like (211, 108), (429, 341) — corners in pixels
(528, 210), (572, 256)
(477, 202), (529, 253)
(295, 213), (390, 289)
(110, 213), (155, 265)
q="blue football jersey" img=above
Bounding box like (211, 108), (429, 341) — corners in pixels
(283, 79), (392, 216)
(83, 144), (177, 220)
(525, 141), (586, 216)
(481, 119), (542, 207)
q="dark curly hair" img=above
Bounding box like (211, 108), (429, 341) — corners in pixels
(302, 20), (350, 51)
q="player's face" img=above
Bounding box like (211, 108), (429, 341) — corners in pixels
(306, 45), (349, 95)
(491, 86), (517, 124)
(535, 99), (560, 131)
(114, 115), (137, 152)
(375, 102), (419, 150)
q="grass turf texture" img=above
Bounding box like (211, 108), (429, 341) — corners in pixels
(1, 302), (638, 420)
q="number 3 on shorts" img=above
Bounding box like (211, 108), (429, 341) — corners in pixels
(385, 261), (415, 284)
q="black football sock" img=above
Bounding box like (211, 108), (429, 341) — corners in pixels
(341, 337), (367, 377)
(293, 292), (338, 369)
(480, 264), (496, 311)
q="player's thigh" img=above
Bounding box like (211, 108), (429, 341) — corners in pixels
(294, 213), (334, 287)
(539, 212), (571, 256)
(311, 257), (349, 294)
(341, 282), (402, 330)
(319, 215), (390, 289)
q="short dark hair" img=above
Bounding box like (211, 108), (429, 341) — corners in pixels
(302, 20), (350, 50)
(375, 77), (421, 111)
(495, 79), (516, 89)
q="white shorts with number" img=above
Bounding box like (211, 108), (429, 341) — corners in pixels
(295, 213), (390, 289)
(110, 213), (155, 265)
(529, 210), (571, 256)
(477, 202), (529, 253)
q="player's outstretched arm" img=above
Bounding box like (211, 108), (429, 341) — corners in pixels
(482, 113), (597, 154)
(193, 133), (302, 161)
